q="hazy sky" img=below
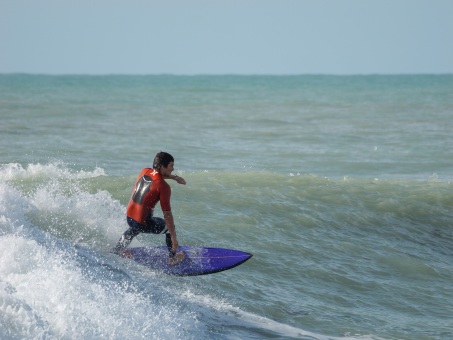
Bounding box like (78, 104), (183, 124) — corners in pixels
(1, 0), (452, 75)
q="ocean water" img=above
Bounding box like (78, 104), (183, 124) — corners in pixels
(1, 74), (452, 339)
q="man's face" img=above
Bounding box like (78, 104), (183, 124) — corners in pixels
(161, 161), (174, 177)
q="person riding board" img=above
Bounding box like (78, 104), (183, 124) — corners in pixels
(112, 151), (187, 265)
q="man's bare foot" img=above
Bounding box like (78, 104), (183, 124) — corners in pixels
(121, 249), (132, 259)
(169, 251), (185, 265)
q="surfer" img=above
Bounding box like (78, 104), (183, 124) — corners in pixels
(112, 151), (187, 265)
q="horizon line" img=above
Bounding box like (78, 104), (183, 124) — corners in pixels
(1, 72), (452, 77)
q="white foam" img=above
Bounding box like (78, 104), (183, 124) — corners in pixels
(0, 163), (203, 338)
(29, 181), (124, 244)
(0, 234), (199, 339)
(0, 183), (29, 236)
(1, 161), (123, 246)
(0, 162), (106, 181)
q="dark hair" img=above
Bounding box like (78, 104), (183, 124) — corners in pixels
(153, 151), (174, 169)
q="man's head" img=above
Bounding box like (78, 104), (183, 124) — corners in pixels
(153, 151), (174, 170)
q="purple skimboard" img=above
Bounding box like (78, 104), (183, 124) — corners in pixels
(121, 246), (252, 276)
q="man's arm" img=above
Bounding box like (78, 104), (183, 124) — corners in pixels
(164, 174), (186, 185)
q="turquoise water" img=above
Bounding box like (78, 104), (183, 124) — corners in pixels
(1, 75), (452, 339)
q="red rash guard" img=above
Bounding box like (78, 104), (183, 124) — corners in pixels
(126, 168), (171, 225)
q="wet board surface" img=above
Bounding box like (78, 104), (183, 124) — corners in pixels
(121, 246), (253, 276)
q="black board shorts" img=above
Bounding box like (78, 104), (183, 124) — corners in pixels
(126, 216), (168, 235)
